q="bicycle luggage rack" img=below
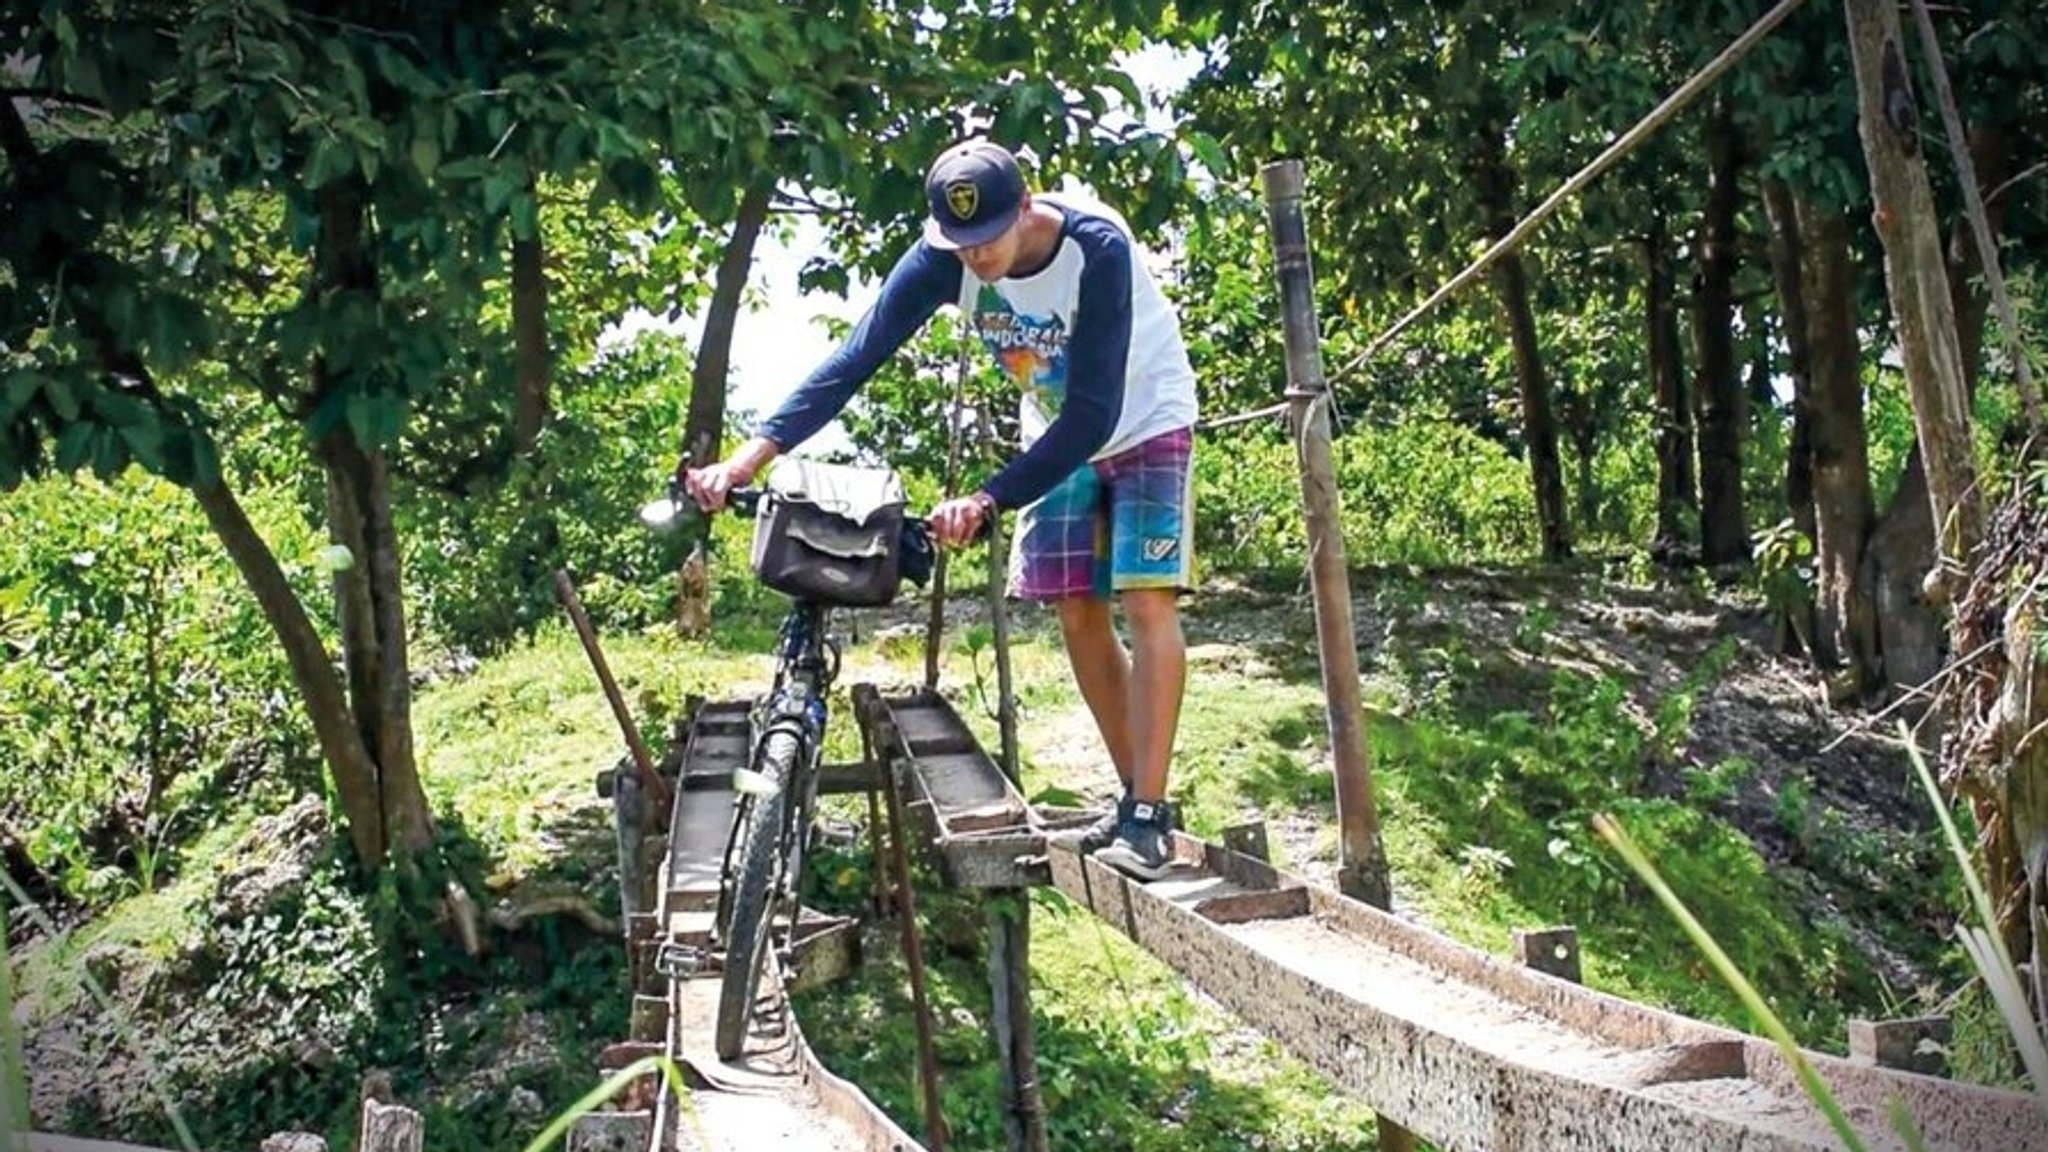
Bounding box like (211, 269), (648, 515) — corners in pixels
(851, 684), (1055, 889)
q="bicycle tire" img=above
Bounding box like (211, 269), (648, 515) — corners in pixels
(714, 729), (799, 1060)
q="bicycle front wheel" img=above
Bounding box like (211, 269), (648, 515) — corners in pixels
(715, 728), (798, 1061)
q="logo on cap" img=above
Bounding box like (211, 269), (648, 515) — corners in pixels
(945, 180), (979, 221)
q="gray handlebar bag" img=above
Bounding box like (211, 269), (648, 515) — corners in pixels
(750, 459), (908, 607)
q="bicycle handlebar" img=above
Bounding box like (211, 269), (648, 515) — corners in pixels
(638, 482), (990, 544)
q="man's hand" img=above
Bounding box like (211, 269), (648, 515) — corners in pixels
(681, 437), (780, 511)
(682, 460), (751, 511)
(929, 492), (995, 548)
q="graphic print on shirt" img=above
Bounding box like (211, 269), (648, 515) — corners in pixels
(971, 284), (1067, 425)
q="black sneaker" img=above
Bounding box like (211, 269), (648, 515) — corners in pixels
(1055, 795), (1130, 855)
(1096, 800), (1175, 881)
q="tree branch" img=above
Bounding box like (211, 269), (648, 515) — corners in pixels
(0, 89), (110, 117)
(0, 94), (41, 168)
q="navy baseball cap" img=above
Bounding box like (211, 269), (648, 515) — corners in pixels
(923, 139), (1026, 250)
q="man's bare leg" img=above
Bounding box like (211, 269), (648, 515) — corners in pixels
(1057, 596), (1134, 790)
(1119, 588), (1185, 803)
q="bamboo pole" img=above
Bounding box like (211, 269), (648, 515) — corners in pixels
(1260, 160), (1394, 911)
(1262, 159), (1412, 1152)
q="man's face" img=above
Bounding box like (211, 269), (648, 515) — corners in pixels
(955, 210), (1026, 281)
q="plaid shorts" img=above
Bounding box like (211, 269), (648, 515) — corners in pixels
(1009, 426), (1195, 601)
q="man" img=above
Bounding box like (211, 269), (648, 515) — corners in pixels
(685, 138), (1197, 880)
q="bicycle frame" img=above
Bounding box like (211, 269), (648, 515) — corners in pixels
(713, 597), (841, 971)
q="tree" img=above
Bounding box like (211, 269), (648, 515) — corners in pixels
(0, 0), (843, 875)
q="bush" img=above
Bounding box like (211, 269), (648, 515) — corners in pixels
(1195, 417), (1537, 570)
(399, 331), (693, 653)
(0, 471), (325, 905)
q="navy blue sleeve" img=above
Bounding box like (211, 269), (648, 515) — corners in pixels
(754, 242), (962, 451)
(981, 222), (1131, 509)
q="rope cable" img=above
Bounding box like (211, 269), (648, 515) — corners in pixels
(1192, 0), (1813, 439)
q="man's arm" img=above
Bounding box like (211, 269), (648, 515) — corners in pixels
(753, 243), (961, 453)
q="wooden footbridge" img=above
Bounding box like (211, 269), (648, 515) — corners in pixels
(558, 686), (2047, 1152)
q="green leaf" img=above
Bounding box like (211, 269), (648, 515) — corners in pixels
(143, 294), (212, 370)
(45, 378), (80, 423)
(510, 191), (540, 239)
(409, 133), (441, 179)
(1187, 131), (1229, 179)
(117, 421), (167, 472)
(483, 172), (518, 213)
(190, 433), (221, 488)
(53, 422), (95, 472)
(306, 387), (350, 441)
(307, 138), (354, 188)
(436, 156), (489, 181)
(89, 426), (126, 478)
(0, 374), (39, 425)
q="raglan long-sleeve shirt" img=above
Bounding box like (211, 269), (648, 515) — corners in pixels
(754, 192), (1198, 511)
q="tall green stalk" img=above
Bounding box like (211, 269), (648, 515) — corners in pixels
(1593, 811), (1908, 1152)
(2, 890), (30, 1152)
(1901, 727), (2048, 1113)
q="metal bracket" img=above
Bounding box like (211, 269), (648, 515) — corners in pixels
(654, 940), (703, 980)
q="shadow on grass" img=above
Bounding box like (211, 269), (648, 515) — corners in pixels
(110, 803), (633, 1152)
(795, 901), (1385, 1152)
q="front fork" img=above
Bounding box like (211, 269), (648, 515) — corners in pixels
(716, 681), (828, 942)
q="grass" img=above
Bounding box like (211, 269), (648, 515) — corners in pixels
(10, 571), (1969, 1150)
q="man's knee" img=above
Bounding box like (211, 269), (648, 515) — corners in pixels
(1119, 588), (1182, 639)
(1056, 595), (1115, 639)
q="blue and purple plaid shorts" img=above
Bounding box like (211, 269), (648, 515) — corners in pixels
(1008, 426), (1195, 601)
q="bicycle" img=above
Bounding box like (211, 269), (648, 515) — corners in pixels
(641, 465), (956, 1060)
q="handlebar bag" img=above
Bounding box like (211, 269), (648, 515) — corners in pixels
(751, 458), (908, 607)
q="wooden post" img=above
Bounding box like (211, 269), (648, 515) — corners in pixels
(1223, 821), (1272, 863)
(1514, 926), (1583, 984)
(629, 994), (668, 1042)
(1260, 160), (1394, 912)
(883, 753), (950, 1151)
(358, 1098), (423, 1152)
(984, 507), (1047, 1152)
(554, 570), (674, 812)
(1848, 1016), (1951, 1077)
(1263, 157), (1412, 1152)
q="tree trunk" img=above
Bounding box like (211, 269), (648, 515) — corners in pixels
(1846, 0), (2018, 958)
(680, 181), (776, 472)
(1474, 135), (1569, 561)
(1692, 96), (1749, 568)
(1794, 198), (1882, 690)
(1644, 215), (1697, 560)
(1866, 452), (1943, 694)
(675, 181), (774, 636)
(1760, 180), (1817, 550)
(312, 181), (437, 867)
(511, 212), (552, 455)
(1491, 251), (1569, 561)
(190, 477), (387, 865)
(324, 436), (435, 858)
(1844, 0), (1984, 576)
